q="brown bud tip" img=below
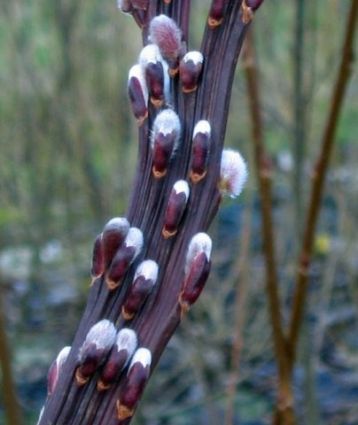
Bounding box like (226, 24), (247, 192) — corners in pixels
(149, 15), (182, 63)
(77, 320), (117, 385)
(47, 346), (71, 396)
(151, 109), (181, 178)
(208, 0), (228, 28)
(106, 227), (144, 290)
(246, 0), (265, 10)
(98, 329), (137, 390)
(118, 348), (152, 417)
(116, 401), (134, 420)
(122, 260), (159, 319)
(179, 51), (203, 93)
(128, 64), (148, 124)
(190, 120), (211, 183)
(162, 180), (189, 238)
(91, 234), (104, 280)
(102, 217), (130, 269)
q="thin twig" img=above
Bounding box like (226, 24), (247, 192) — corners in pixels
(287, 0), (358, 368)
(242, 30), (295, 424)
(0, 280), (22, 425)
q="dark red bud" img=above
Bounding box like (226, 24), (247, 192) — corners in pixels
(190, 121), (211, 183)
(91, 234), (104, 281)
(145, 62), (165, 107)
(152, 132), (176, 178)
(208, 0), (228, 28)
(162, 181), (189, 238)
(122, 276), (154, 320)
(102, 218), (130, 269)
(179, 252), (211, 313)
(179, 52), (203, 93)
(128, 65), (148, 125)
(98, 349), (128, 391)
(106, 228), (143, 290)
(117, 348), (151, 420)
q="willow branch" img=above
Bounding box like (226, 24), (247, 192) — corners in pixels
(287, 0), (358, 368)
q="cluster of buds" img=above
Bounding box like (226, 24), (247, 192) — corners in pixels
(122, 260), (159, 319)
(97, 328), (138, 391)
(179, 233), (212, 316)
(47, 346), (71, 396)
(151, 109), (181, 178)
(162, 180), (190, 238)
(106, 227), (144, 290)
(76, 320), (117, 386)
(219, 149), (248, 198)
(189, 120), (211, 183)
(116, 347), (152, 420)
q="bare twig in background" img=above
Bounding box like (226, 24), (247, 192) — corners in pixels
(0, 280), (22, 425)
(292, 0), (307, 235)
(224, 199), (253, 425)
(242, 31), (295, 425)
(288, 0), (358, 368)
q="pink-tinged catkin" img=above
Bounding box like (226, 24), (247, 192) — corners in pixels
(116, 348), (152, 420)
(149, 15), (183, 75)
(189, 120), (211, 183)
(162, 180), (190, 238)
(219, 149), (248, 198)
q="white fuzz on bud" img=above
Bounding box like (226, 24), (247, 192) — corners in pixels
(81, 320), (117, 353)
(128, 347), (152, 371)
(124, 227), (144, 258)
(179, 51), (204, 93)
(219, 149), (248, 198)
(134, 259), (159, 282)
(115, 328), (138, 356)
(152, 109), (181, 143)
(139, 44), (162, 67)
(185, 233), (212, 274)
(193, 120), (211, 138)
(173, 180), (190, 199)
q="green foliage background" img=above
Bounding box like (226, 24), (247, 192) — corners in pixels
(0, 1), (357, 424)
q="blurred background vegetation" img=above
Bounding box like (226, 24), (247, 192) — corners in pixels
(0, 0), (357, 424)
